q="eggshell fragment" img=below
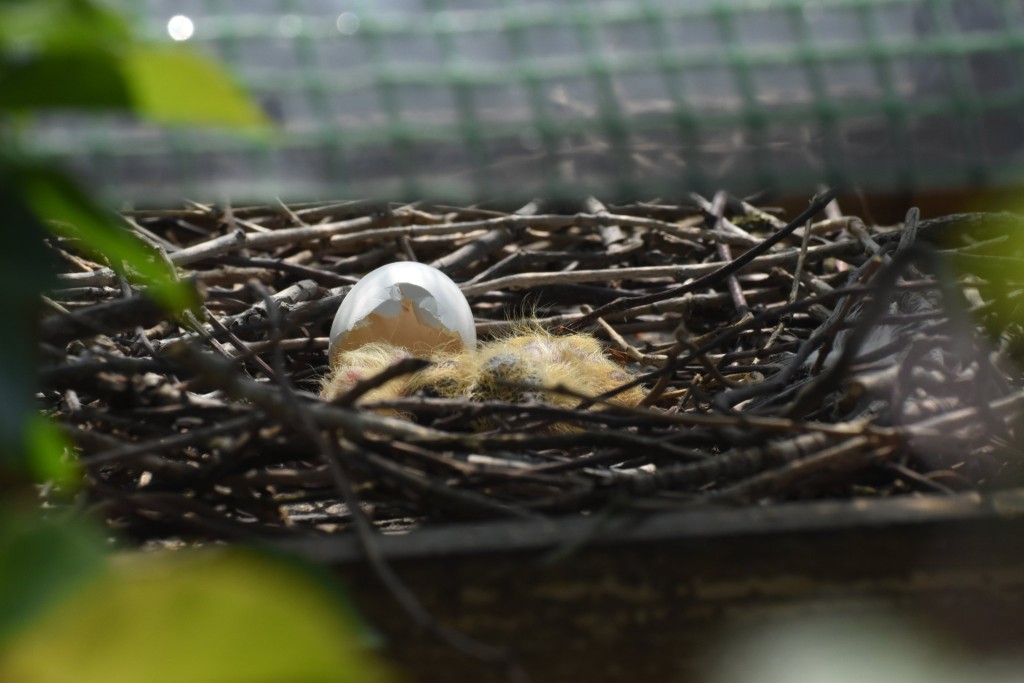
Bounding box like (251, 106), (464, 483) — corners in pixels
(328, 262), (476, 362)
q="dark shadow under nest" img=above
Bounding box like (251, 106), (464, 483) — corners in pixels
(38, 193), (1024, 545)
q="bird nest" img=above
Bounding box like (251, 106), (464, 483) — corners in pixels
(39, 194), (1024, 544)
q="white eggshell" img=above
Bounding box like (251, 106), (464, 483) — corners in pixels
(329, 262), (476, 358)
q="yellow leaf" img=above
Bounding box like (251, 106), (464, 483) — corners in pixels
(122, 47), (272, 130)
(0, 549), (395, 683)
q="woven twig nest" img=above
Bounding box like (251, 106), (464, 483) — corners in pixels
(40, 196), (1024, 543)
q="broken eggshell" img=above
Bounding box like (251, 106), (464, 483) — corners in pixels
(328, 262), (476, 362)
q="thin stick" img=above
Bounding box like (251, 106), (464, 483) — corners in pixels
(565, 187), (841, 331)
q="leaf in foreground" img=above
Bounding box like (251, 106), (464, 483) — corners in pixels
(0, 511), (106, 645)
(15, 162), (199, 315)
(0, 549), (395, 683)
(121, 47), (271, 129)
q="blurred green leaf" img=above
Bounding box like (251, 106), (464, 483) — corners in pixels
(0, 549), (396, 683)
(945, 213), (1024, 334)
(0, 47), (270, 129)
(0, 169), (56, 473)
(15, 161), (199, 315)
(121, 47), (271, 129)
(0, 0), (268, 129)
(0, 510), (107, 645)
(0, 0), (131, 52)
(0, 0), (267, 482)
(0, 51), (132, 111)
(24, 415), (78, 490)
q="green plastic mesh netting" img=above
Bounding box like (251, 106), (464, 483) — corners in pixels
(27, 0), (1024, 203)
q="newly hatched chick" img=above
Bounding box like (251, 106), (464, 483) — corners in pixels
(319, 342), (414, 403)
(468, 326), (645, 407)
(319, 263), (644, 421)
(322, 330), (644, 409)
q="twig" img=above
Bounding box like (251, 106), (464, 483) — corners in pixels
(565, 187), (841, 331)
